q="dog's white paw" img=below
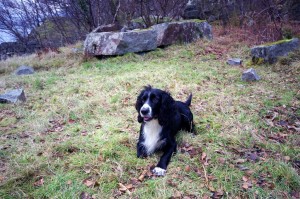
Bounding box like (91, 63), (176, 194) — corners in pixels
(152, 167), (166, 176)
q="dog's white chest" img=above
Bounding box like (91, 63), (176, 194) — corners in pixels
(142, 119), (163, 155)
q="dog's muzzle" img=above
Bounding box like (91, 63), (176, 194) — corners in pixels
(140, 104), (152, 121)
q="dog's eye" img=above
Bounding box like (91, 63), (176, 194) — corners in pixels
(142, 96), (147, 103)
(150, 94), (158, 101)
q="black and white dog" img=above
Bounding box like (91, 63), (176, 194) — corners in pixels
(135, 85), (194, 176)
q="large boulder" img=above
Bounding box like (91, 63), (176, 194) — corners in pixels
(0, 89), (26, 103)
(152, 20), (212, 47)
(84, 29), (157, 56)
(251, 38), (300, 64)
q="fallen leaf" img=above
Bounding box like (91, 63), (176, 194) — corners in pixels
(265, 119), (274, 127)
(68, 119), (76, 124)
(34, 177), (44, 186)
(218, 157), (225, 164)
(95, 124), (102, 129)
(81, 131), (88, 136)
(268, 182), (275, 189)
(167, 179), (178, 187)
(138, 170), (147, 181)
(215, 149), (226, 154)
(130, 178), (139, 185)
(242, 176), (249, 182)
(173, 190), (181, 198)
(235, 159), (246, 164)
(83, 178), (95, 187)
(238, 164), (250, 171)
(125, 184), (133, 189)
(208, 185), (215, 192)
(80, 192), (93, 199)
(185, 165), (191, 172)
(284, 156), (290, 161)
(242, 182), (249, 189)
(201, 152), (207, 161)
(245, 170), (254, 176)
(118, 183), (127, 192)
(66, 180), (72, 185)
(118, 183), (131, 195)
(202, 195), (210, 199)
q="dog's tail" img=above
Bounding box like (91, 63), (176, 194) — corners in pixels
(185, 94), (192, 106)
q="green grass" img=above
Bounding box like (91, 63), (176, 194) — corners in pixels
(0, 37), (299, 198)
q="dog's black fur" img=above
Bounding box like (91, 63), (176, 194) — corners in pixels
(135, 85), (194, 176)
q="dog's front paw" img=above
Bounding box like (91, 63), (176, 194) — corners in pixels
(152, 167), (166, 176)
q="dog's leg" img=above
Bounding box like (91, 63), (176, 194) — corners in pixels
(152, 139), (177, 176)
(137, 127), (147, 158)
(137, 142), (147, 158)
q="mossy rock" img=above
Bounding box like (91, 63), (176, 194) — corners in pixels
(251, 38), (300, 64)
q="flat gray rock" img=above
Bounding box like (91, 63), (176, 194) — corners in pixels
(14, 65), (34, 75)
(227, 58), (242, 65)
(84, 29), (157, 56)
(242, 68), (260, 82)
(0, 89), (26, 103)
(251, 38), (299, 64)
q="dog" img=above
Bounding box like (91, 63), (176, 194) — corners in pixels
(135, 85), (194, 176)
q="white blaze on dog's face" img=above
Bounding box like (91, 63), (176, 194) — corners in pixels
(140, 100), (152, 121)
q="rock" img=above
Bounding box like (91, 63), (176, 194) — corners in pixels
(183, 0), (201, 19)
(0, 89), (26, 103)
(14, 65), (34, 75)
(71, 48), (83, 54)
(152, 20), (212, 47)
(84, 29), (157, 56)
(241, 68), (260, 82)
(120, 26), (129, 32)
(92, 23), (122, 33)
(126, 21), (146, 30)
(251, 38), (299, 64)
(227, 58), (242, 65)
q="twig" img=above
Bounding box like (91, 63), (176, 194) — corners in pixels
(202, 164), (208, 185)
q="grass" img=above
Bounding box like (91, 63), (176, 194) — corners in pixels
(0, 31), (299, 198)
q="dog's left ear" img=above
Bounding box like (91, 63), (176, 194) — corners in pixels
(137, 115), (143, 123)
(158, 91), (175, 125)
(135, 91), (144, 123)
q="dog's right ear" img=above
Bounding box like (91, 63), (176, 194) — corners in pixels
(135, 90), (144, 123)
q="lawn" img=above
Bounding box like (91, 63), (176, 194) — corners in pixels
(0, 31), (299, 198)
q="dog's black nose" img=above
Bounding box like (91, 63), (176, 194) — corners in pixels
(141, 107), (149, 115)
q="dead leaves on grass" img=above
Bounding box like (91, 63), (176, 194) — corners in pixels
(180, 142), (202, 158)
(262, 105), (300, 143)
(46, 120), (65, 133)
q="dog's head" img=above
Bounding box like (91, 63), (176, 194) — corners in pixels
(135, 85), (175, 125)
